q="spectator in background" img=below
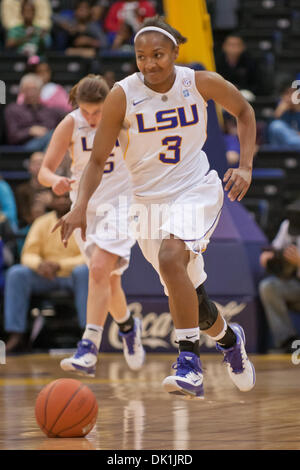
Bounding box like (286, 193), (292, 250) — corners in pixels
(91, 0), (111, 22)
(53, 0), (108, 57)
(5, 0), (51, 56)
(0, 177), (18, 232)
(1, 0), (52, 32)
(5, 74), (66, 151)
(268, 80), (300, 148)
(102, 69), (116, 88)
(104, 0), (156, 49)
(222, 113), (240, 167)
(259, 199), (300, 353)
(215, 32), (265, 99)
(17, 56), (72, 113)
(3, 193), (89, 353)
(15, 152), (52, 229)
(0, 177), (19, 267)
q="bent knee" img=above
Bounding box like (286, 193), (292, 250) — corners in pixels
(6, 264), (31, 281)
(89, 250), (116, 283)
(158, 243), (187, 278)
(259, 277), (281, 297)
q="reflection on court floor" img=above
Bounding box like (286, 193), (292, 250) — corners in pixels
(0, 353), (299, 450)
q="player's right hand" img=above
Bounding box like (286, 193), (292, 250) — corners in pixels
(52, 177), (75, 196)
(52, 205), (86, 247)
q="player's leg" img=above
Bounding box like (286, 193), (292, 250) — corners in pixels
(196, 284), (255, 391)
(109, 274), (145, 370)
(159, 237), (204, 399)
(60, 246), (120, 376)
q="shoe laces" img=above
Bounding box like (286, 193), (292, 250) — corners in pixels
(74, 339), (98, 358)
(172, 353), (202, 377)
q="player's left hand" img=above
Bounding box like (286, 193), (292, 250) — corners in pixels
(223, 167), (252, 202)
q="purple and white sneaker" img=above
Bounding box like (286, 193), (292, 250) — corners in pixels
(119, 317), (145, 371)
(60, 339), (98, 377)
(162, 351), (204, 399)
(216, 323), (256, 392)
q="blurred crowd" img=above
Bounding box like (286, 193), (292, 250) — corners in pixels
(0, 0), (160, 56)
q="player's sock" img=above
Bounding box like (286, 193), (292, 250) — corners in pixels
(176, 328), (200, 355)
(209, 318), (236, 349)
(117, 309), (134, 333)
(82, 324), (103, 350)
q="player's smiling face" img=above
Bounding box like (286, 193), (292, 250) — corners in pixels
(135, 32), (179, 91)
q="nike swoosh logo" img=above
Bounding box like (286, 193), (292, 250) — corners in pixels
(186, 335), (198, 339)
(133, 98), (149, 106)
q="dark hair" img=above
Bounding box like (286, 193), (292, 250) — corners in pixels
(224, 31), (245, 42)
(21, 0), (35, 14)
(278, 77), (295, 95)
(138, 15), (187, 46)
(69, 74), (110, 107)
(26, 56), (51, 74)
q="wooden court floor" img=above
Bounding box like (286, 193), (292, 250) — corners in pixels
(0, 352), (299, 450)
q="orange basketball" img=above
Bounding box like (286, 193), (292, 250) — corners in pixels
(35, 378), (98, 438)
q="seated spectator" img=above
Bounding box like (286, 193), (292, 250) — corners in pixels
(222, 112), (259, 167)
(222, 113), (240, 167)
(268, 80), (300, 148)
(3, 193), (89, 353)
(1, 0), (52, 32)
(0, 177), (18, 232)
(104, 0), (156, 49)
(5, 0), (51, 56)
(259, 199), (300, 353)
(0, 177), (19, 268)
(5, 73), (66, 151)
(91, 0), (111, 22)
(53, 0), (108, 57)
(17, 56), (72, 113)
(102, 69), (116, 89)
(15, 152), (52, 229)
(215, 32), (266, 98)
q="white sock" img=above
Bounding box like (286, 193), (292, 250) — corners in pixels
(82, 324), (104, 350)
(116, 309), (131, 324)
(175, 327), (200, 343)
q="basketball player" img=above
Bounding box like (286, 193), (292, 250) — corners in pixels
(38, 75), (145, 376)
(53, 17), (256, 398)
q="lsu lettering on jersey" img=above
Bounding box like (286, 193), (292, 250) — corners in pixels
(116, 65), (212, 200)
(116, 66), (224, 292)
(69, 108), (132, 210)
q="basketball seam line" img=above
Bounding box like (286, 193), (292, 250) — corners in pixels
(55, 397), (97, 436)
(43, 381), (60, 431)
(48, 383), (85, 435)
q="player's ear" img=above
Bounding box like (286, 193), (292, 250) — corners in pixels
(173, 45), (179, 61)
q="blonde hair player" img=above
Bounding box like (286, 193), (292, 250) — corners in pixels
(53, 17), (256, 399)
(39, 74), (145, 376)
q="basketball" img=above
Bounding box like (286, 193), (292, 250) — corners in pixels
(35, 378), (98, 438)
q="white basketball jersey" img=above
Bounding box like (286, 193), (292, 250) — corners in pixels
(68, 108), (132, 210)
(116, 65), (211, 200)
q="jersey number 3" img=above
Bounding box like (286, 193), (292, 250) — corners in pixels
(159, 136), (182, 164)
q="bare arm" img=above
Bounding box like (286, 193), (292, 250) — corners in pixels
(196, 71), (256, 201)
(38, 115), (75, 194)
(53, 85), (126, 245)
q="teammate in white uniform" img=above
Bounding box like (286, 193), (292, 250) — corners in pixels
(54, 18), (256, 398)
(39, 75), (145, 376)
